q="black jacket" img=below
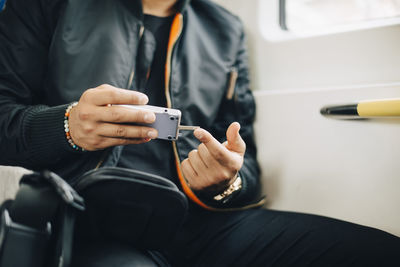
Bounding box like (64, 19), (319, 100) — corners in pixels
(0, 0), (262, 209)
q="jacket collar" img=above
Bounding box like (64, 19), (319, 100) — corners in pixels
(126, 0), (191, 22)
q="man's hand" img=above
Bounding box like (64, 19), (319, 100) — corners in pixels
(181, 122), (246, 192)
(68, 84), (158, 151)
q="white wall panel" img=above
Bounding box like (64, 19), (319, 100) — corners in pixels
(254, 84), (400, 236)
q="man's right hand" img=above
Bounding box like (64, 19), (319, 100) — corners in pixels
(68, 84), (158, 151)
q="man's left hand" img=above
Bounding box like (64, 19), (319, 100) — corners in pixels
(181, 122), (246, 192)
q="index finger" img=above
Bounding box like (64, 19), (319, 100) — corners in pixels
(193, 128), (231, 165)
(86, 84), (148, 106)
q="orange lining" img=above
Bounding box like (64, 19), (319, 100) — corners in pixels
(164, 13), (215, 210)
(165, 14), (183, 108)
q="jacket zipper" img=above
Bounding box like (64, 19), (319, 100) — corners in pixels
(164, 14), (201, 205)
(94, 25), (146, 171)
(164, 17), (181, 109)
(94, 149), (108, 170)
(165, 14), (219, 210)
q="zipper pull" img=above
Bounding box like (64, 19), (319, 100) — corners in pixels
(139, 25), (145, 39)
(226, 67), (238, 100)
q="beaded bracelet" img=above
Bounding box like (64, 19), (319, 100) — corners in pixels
(64, 102), (85, 152)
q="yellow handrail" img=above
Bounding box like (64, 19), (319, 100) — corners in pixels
(321, 98), (400, 118)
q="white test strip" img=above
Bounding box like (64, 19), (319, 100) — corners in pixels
(178, 125), (200, 131)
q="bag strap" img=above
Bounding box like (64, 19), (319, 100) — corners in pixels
(55, 205), (78, 267)
(8, 170), (85, 267)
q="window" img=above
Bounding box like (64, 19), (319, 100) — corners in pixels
(281, 0), (400, 35)
(260, 0), (400, 41)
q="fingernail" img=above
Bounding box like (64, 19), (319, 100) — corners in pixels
(148, 130), (157, 139)
(144, 113), (155, 123)
(140, 95), (148, 104)
(194, 129), (203, 140)
(235, 122), (241, 130)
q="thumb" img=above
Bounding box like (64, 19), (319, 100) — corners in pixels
(225, 122), (246, 155)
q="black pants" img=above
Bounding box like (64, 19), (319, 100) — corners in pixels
(73, 208), (400, 267)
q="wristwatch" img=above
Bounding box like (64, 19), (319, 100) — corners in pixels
(213, 175), (242, 202)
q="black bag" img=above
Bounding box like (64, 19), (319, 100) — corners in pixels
(72, 167), (188, 250)
(0, 167), (188, 266)
(0, 170), (85, 267)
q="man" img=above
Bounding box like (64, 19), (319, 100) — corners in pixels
(0, 0), (399, 266)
